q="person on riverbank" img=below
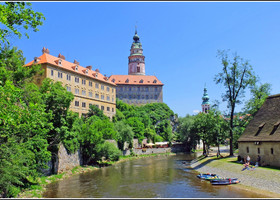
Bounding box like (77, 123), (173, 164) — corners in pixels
(246, 155), (250, 165)
(256, 155), (261, 167)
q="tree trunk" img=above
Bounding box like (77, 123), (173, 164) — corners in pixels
(229, 106), (235, 156)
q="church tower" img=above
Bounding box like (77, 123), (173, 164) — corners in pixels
(128, 28), (145, 75)
(202, 86), (210, 113)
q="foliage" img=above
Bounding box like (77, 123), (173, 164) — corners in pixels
(214, 50), (256, 155)
(0, 2), (45, 46)
(126, 117), (145, 143)
(114, 121), (134, 150)
(87, 104), (108, 120)
(95, 141), (122, 162)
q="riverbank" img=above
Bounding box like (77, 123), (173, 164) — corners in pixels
(190, 153), (280, 198)
(18, 152), (176, 198)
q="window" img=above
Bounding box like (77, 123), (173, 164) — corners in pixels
(75, 88), (79, 95)
(58, 72), (63, 78)
(155, 87), (158, 91)
(146, 95), (149, 99)
(129, 87), (131, 91)
(271, 148), (274, 155)
(129, 95), (132, 99)
(107, 107), (110, 111)
(82, 79), (86, 85)
(138, 87), (140, 91)
(246, 147), (249, 153)
(67, 74), (71, 81)
(140, 79), (143, 83)
(82, 102), (86, 108)
(75, 101), (79, 106)
(112, 88), (114, 93)
(155, 95), (158, 99)
(51, 70), (54, 76)
(270, 121), (280, 135)
(137, 66), (140, 72)
(255, 122), (265, 136)
(112, 108), (114, 112)
(89, 103), (92, 108)
(258, 148), (260, 154)
(95, 105), (99, 108)
(82, 90), (86, 96)
(107, 96), (110, 101)
(101, 106), (104, 111)
(112, 97), (114, 102)
(89, 92), (93, 97)
(107, 87), (110, 92)
(146, 87), (148, 91)
(75, 77), (79, 83)
(101, 95), (104, 100)
(95, 93), (99, 99)
(89, 81), (93, 87)
(66, 86), (71, 92)
(101, 85), (104, 90)
(95, 83), (99, 89)
(75, 65), (78, 71)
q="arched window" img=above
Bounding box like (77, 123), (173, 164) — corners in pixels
(137, 66), (140, 72)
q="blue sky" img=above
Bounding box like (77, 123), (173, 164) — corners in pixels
(11, 2), (280, 117)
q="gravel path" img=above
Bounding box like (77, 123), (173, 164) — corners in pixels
(190, 155), (280, 196)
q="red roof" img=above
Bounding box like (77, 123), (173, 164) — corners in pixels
(108, 75), (163, 86)
(25, 53), (116, 86)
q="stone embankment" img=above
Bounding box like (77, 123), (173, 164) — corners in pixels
(190, 153), (280, 197)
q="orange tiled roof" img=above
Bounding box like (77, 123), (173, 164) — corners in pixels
(109, 75), (163, 86)
(25, 53), (116, 86)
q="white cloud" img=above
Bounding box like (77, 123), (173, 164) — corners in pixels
(193, 110), (200, 114)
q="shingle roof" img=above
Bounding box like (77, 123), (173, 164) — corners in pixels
(238, 94), (280, 142)
(109, 75), (163, 86)
(25, 53), (116, 86)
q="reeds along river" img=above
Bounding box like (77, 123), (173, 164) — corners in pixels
(43, 153), (268, 198)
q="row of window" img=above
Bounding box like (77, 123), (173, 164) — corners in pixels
(117, 86), (160, 92)
(246, 147), (275, 155)
(67, 86), (114, 102)
(51, 69), (114, 92)
(117, 94), (158, 100)
(74, 101), (114, 112)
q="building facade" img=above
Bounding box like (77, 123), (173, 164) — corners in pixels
(109, 29), (164, 105)
(238, 94), (280, 167)
(25, 47), (116, 119)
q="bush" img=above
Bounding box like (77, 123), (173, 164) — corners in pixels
(96, 141), (122, 162)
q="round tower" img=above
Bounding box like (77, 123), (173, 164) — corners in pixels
(128, 28), (145, 75)
(202, 86), (210, 113)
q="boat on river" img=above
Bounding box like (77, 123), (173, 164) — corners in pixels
(210, 178), (240, 185)
(197, 173), (218, 179)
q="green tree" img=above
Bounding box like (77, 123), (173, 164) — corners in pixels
(114, 121), (134, 150)
(214, 50), (256, 155)
(87, 104), (108, 120)
(0, 2), (45, 46)
(126, 117), (145, 143)
(95, 141), (122, 162)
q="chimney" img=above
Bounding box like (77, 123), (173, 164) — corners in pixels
(58, 53), (65, 60)
(86, 65), (92, 70)
(95, 69), (100, 73)
(42, 47), (50, 54)
(74, 59), (79, 65)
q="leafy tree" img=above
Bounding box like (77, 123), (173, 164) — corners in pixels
(114, 121), (134, 150)
(0, 46), (42, 87)
(155, 120), (173, 142)
(176, 114), (198, 151)
(144, 127), (157, 143)
(214, 50), (256, 155)
(126, 117), (145, 143)
(87, 104), (108, 120)
(0, 2), (45, 46)
(112, 108), (125, 122)
(95, 141), (122, 162)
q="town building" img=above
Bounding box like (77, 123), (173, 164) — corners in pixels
(238, 94), (280, 167)
(202, 86), (210, 113)
(109, 29), (164, 105)
(25, 47), (116, 119)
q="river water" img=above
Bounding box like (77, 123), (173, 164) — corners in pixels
(43, 153), (268, 198)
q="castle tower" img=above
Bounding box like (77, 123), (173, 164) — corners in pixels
(202, 86), (210, 113)
(128, 28), (145, 75)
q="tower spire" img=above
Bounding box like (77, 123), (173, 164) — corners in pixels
(202, 85), (210, 113)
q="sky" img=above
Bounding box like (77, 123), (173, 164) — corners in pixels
(10, 1), (280, 117)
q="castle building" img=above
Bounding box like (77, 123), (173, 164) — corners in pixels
(25, 48), (116, 119)
(202, 86), (210, 113)
(109, 29), (163, 105)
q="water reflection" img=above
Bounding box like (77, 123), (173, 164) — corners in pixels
(43, 154), (269, 198)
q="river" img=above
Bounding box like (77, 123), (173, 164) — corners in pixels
(43, 153), (268, 198)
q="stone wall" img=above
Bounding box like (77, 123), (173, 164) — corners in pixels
(239, 141), (280, 167)
(123, 147), (172, 156)
(54, 143), (82, 174)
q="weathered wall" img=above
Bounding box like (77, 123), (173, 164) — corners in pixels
(55, 143), (82, 174)
(123, 147), (172, 156)
(239, 141), (280, 167)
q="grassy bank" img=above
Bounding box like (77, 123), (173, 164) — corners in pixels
(18, 152), (176, 198)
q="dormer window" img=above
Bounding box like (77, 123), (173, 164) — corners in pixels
(95, 73), (98, 78)
(112, 79), (115, 83)
(153, 79), (157, 83)
(139, 79), (143, 83)
(270, 121), (280, 135)
(75, 65), (78, 71)
(125, 79), (129, 83)
(34, 57), (40, 64)
(255, 122), (266, 136)
(58, 59), (62, 66)
(85, 69), (88, 75)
